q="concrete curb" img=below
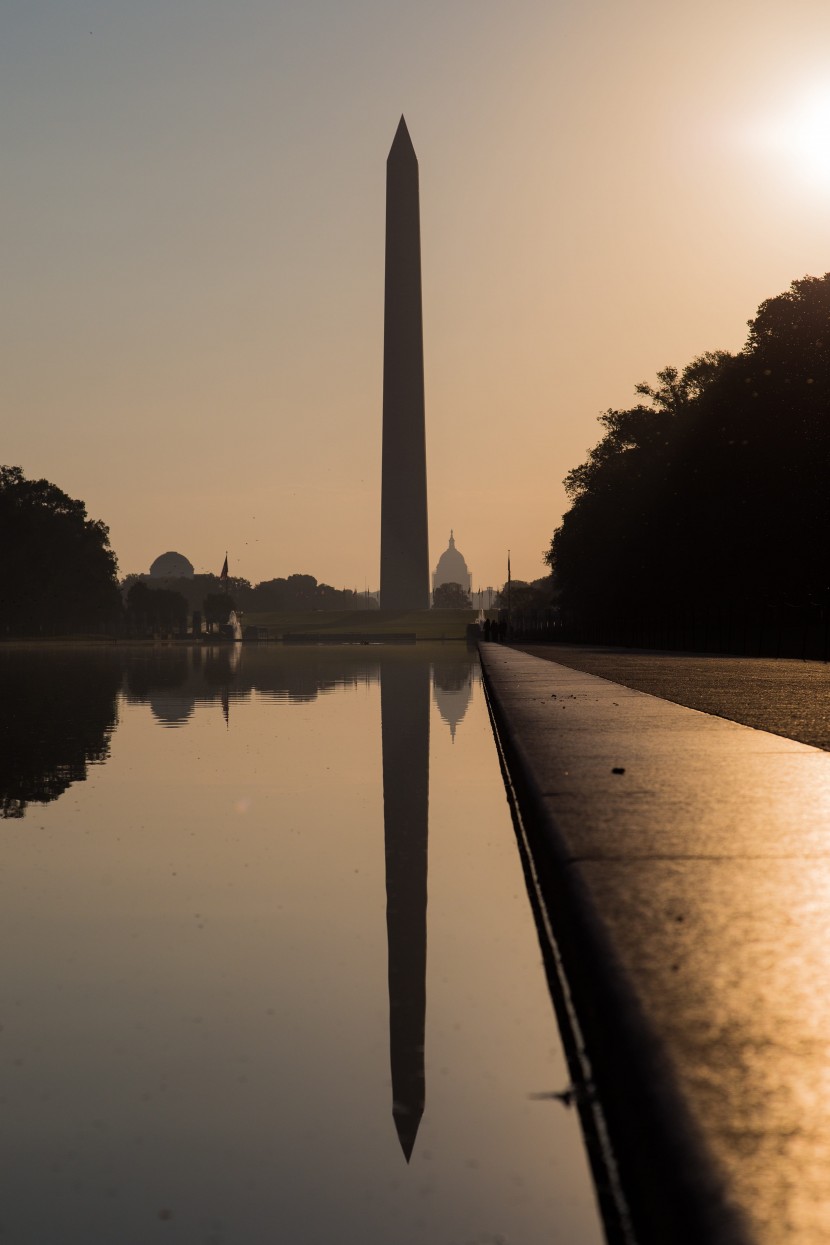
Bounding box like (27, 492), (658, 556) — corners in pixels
(478, 643), (819, 1245)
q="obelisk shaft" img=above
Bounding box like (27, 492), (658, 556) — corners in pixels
(380, 116), (430, 611)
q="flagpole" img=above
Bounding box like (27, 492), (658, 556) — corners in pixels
(507, 550), (511, 614)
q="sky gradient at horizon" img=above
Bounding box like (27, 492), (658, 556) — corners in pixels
(4, 0), (830, 589)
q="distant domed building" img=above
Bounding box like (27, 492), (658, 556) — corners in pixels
(432, 531), (472, 598)
(149, 551), (194, 579)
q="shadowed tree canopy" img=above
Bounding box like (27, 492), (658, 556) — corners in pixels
(0, 466), (122, 635)
(244, 575), (368, 612)
(202, 592), (236, 626)
(125, 581), (188, 632)
(432, 581), (471, 609)
(121, 573), (251, 615)
(495, 576), (556, 612)
(547, 273), (830, 618)
(121, 570), (374, 614)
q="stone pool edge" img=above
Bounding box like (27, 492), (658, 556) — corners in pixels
(478, 642), (753, 1245)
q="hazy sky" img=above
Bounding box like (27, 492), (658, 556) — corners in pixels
(5, 0), (830, 590)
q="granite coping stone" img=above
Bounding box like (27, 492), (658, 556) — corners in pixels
(479, 642), (830, 1245)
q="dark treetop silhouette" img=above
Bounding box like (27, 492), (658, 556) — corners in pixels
(0, 466), (121, 635)
(124, 581), (188, 633)
(380, 117), (430, 611)
(122, 571), (374, 615)
(548, 273), (830, 621)
(433, 581), (472, 609)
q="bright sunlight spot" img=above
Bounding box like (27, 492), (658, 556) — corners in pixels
(748, 86), (830, 190)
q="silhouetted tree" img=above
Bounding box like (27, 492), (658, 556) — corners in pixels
(495, 576), (556, 611)
(548, 273), (830, 621)
(125, 581), (188, 633)
(121, 573), (252, 613)
(120, 568), (376, 615)
(0, 465), (122, 635)
(203, 592), (236, 627)
(244, 574), (367, 612)
(433, 582), (472, 608)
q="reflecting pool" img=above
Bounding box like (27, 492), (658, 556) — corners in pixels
(0, 643), (604, 1244)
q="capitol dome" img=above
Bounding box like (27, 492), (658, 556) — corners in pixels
(432, 531), (472, 594)
(149, 551), (195, 579)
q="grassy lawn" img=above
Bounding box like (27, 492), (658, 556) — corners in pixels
(243, 608), (477, 641)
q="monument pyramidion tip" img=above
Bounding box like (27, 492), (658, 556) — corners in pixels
(389, 114), (416, 162)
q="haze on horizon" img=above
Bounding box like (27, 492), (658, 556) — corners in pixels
(4, 0), (830, 591)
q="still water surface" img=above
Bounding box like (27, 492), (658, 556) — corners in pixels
(1, 643), (604, 1245)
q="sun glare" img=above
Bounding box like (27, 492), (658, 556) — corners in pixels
(750, 87), (830, 190)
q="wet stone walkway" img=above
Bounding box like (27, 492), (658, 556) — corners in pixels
(513, 643), (830, 751)
(480, 642), (830, 1245)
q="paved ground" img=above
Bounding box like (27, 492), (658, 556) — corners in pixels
(513, 644), (830, 751)
(480, 643), (830, 1245)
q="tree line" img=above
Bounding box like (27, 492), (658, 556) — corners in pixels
(121, 572), (378, 630)
(0, 465), (383, 636)
(546, 273), (830, 622)
(0, 461), (480, 636)
(0, 466), (122, 635)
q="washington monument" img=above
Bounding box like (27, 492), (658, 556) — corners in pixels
(380, 116), (430, 610)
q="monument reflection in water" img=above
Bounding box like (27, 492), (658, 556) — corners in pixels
(381, 656), (429, 1159)
(0, 643), (603, 1245)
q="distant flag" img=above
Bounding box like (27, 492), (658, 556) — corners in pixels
(220, 553), (228, 582)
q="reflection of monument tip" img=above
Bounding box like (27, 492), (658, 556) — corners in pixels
(393, 1101), (424, 1163)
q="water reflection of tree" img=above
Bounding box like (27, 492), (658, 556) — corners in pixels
(121, 646), (383, 718)
(0, 648), (121, 818)
(123, 649), (191, 698)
